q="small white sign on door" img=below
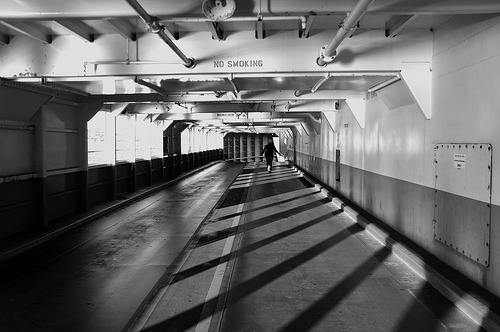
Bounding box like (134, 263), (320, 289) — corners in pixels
(454, 153), (466, 170)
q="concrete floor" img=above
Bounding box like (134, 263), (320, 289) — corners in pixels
(0, 162), (245, 332)
(0, 161), (485, 331)
(133, 162), (482, 332)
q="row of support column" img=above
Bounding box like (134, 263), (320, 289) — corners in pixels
(223, 133), (274, 162)
(87, 149), (223, 209)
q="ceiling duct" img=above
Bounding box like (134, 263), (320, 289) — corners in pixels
(202, 0), (236, 21)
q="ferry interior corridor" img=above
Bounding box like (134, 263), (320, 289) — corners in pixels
(1, 0), (500, 331)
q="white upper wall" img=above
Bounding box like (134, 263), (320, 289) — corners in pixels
(331, 14), (500, 204)
(432, 14), (500, 204)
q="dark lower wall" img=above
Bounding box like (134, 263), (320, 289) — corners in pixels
(295, 151), (500, 293)
(0, 149), (223, 240)
(0, 178), (38, 236)
(295, 151), (436, 245)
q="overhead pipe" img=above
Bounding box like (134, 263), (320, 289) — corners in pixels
(367, 74), (401, 93)
(228, 73), (239, 98)
(164, 16), (305, 23)
(125, 0), (195, 68)
(134, 77), (168, 95)
(306, 113), (322, 124)
(316, 0), (375, 67)
(311, 73), (331, 93)
(294, 73), (331, 97)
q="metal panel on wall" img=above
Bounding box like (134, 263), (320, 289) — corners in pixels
(434, 143), (492, 266)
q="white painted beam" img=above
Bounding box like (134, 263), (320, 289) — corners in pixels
(300, 122), (310, 136)
(107, 19), (137, 41)
(2, 1), (500, 20)
(299, 15), (314, 38)
(92, 90), (362, 104)
(0, 21), (51, 43)
(255, 16), (264, 39)
(110, 103), (128, 117)
(346, 97), (367, 128)
(322, 111), (337, 131)
(206, 21), (224, 41)
(292, 125), (302, 137)
(55, 20), (94, 42)
(401, 62), (432, 119)
(128, 103), (171, 114)
(385, 15), (418, 38)
(159, 119), (174, 130)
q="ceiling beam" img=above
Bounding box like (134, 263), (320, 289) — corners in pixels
(127, 103), (171, 114)
(206, 21), (224, 41)
(299, 15), (315, 38)
(157, 111), (312, 121)
(107, 19), (137, 41)
(55, 20), (94, 42)
(385, 15), (418, 38)
(0, 21), (51, 43)
(0, 33), (9, 44)
(191, 103), (253, 113)
(89, 90), (359, 104)
(255, 16), (265, 39)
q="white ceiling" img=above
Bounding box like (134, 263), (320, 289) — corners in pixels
(1, 0), (499, 134)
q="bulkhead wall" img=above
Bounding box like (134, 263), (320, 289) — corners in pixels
(293, 14), (500, 297)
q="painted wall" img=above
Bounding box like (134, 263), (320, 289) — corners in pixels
(293, 14), (500, 297)
(0, 89), (224, 239)
(430, 14), (500, 295)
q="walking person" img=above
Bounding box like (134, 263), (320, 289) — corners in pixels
(261, 141), (282, 173)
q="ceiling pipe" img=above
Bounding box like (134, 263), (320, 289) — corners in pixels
(228, 73), (240, 98)
(294, 73), (331, 97)
(316, 0), (375, 67)
(134, 77), (168, 95)
(164, 16), (304, 23)
(306, 113), (322, 124)
(125, 0), (195, 68)
(367, 74), (401, 93)
(311, 73), (331, 93)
